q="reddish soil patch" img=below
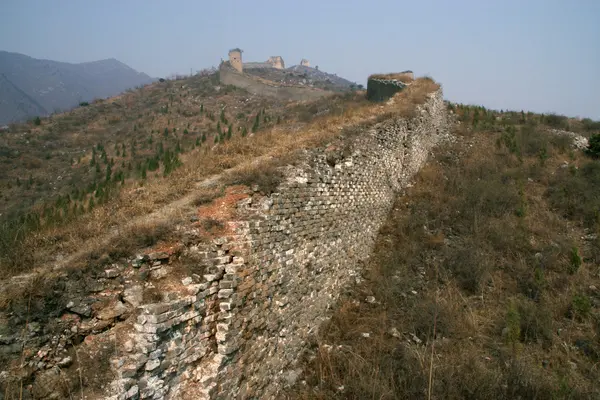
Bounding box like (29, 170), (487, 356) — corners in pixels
(196, 185), (250, 238)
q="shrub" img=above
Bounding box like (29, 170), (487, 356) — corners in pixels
(192, 188), (223, 206)
(547, 161), (600, 227)
(571, 294), (592, 321)
(517, 300), (553, 346)
(543, 113), (568, 129)
(586, 133), (600, 158)
(224, 160), (286, 195)
(444, 246), (490, 294)
(107, 222), (171, 260)
(33, 116), (41, 126)
(504, 302), (521, 351)
(582, 118), (600, 132)
(568, 246), (582, 274)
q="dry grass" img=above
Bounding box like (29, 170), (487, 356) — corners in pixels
(2, 77), (440, 282)
(289, 110), (600, 399)
(369, 72), (415, 83)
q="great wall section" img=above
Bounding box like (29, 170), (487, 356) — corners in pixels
(0, 69), (451, 398)
(218, 63), (330, 102)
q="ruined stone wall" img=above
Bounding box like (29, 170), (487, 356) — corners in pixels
(107, 89), (448, 400)
(219, 64), (331, 102)
(0, 89), (449, 400)
(367, 77), (407, 102)
(211, 89), (448, 398)
(267, 56), (285, 69)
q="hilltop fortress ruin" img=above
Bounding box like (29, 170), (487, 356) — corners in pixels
(225, 49), (304, 73)
(219, 48), (333, 102)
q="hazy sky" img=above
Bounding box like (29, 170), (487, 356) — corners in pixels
(1, 0), (599, 119)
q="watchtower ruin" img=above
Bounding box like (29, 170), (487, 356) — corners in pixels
(300, 59), (310, 67)
(267, 56), (285, 69)
(228, 48), (243, 72)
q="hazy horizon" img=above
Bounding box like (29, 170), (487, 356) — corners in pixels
(1, 0), (598, 119)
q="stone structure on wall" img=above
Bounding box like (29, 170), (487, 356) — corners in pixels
(367, 71), (415, 102)
(300, 58), (310, 67)
(228, 48), (243, 73)
(219, 62), (332, 102)
(0, 87), (449, 399)
(267, 56), (285, 69)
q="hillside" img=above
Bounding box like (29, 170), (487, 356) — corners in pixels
(0, 51), (155, 125)
(289, 108), (600, 399)
(0, 68), (398, 276)
(1, 68), (600, 399)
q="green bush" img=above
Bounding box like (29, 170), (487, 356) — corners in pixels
(569, 246), (582, 274)
(586, 134), (600, 158)
(547, 161), (600, 227)
(543, 113), (568, 129)
(571, 294), (592, 320)
(517, 300), (553, 346)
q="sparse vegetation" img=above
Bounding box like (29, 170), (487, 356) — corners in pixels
(587, 133), (600, 158)
(291, 105), (600, 399)
(0, 76), (441, 279)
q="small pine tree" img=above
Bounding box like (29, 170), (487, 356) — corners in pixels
(252, 114), (260, 132)
(220, 109), (226, 123)
(586, 134), (600, 158)
(105, 164), (112, 182)
(164, 127), (169, 137)
(196, 137), (200, 146)
(202, 133), (206, 143)
(200, 104), (204, 113)
(214, 134), (219, 144)
(227, 124), (232, 140)
(184, 128), (189, 135)
(33, 116), (41, 126)
(217, 121), (222, 135)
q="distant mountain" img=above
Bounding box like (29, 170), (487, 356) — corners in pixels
(0, 51), (155, 125)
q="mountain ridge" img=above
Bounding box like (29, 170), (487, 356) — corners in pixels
(0, 51), (155, 125)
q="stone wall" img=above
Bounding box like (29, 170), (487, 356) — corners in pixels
(266, 56), (285, 69)
(0, 88), (449, 400)
(116, 88), (447, 399)
(219, 64), (332, 102)
(367, 76), (408, 102)
(212, 88), (448, 398)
